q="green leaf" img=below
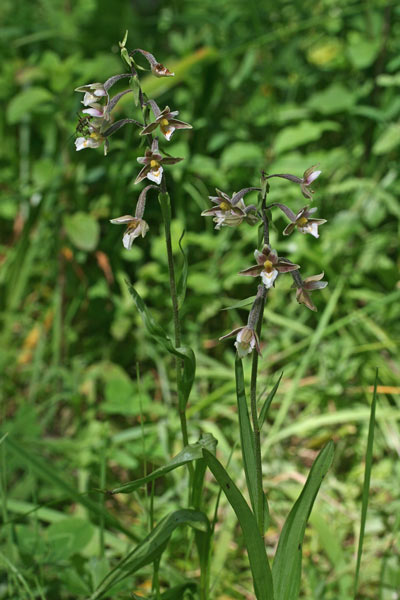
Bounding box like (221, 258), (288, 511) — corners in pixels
(235, 357), (258, 516)
(90, 509), (209, 599)
(126, 282), (196, 411)
(372, 123), (400, 155)
(177, 230), (188, 310)
(354, 371), (378, 597)
(274, 120), (340, 154)
(307, 83), (357, 115)
(202, 449), (274, 600)
(221, 142), (264, 170)
(260, 372), (283, 427)
(346, 32), (380, 69)
(64, 212), (100, 252)
(47, 518), (94, 560)
(272, 441), (334, 600)
(6, 86), (53, 124)
(111, 434), (217, 494)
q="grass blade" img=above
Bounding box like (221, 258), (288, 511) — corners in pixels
(202, 449), (274, 600)
(354, 370), (378, 597)
(272, 441), (334, 600)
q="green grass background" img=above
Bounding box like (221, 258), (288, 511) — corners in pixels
(1, 0), (399, 598)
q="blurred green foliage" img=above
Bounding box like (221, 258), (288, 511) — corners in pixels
(1, 0), (400, 598)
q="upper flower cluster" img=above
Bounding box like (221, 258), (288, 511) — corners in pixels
(74, 50), (192, 187)
(215, 166), (328, 357)
(74, 42), (193, 250)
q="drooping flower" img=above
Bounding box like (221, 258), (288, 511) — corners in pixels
(132, 49), (175, 77)
(283, 206), (326, 238)
(264, 165), (322, 199)
(239, 244), (299, 288)
(135, 138), (183, 185)
(110, 215), (149, 249)
(300, 165), (322, 200)
(141, 103), (192, 141)
(292, 272), (328, 311)
(219, 326), (261, 358)
(75, 83), (107, 106)
(201, 187), (259, 230)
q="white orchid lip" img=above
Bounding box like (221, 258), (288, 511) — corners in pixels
(74, 135), (102, 151)
(147, 166), (163, 184)
(261, 269), (278, 288)
(163, 125), (175, 141)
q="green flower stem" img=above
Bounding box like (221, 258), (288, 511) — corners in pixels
(249, 284), (267, 534)
(159, 178), (193, 479)
(247, 174), (270, 533)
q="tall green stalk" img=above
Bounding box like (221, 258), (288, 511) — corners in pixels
(248, 286), (267, 534)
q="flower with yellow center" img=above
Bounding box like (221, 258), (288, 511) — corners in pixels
(201, 187), (260, 230)
(141, 104), (192, 141)
(283, 206), (327, 238)
(135, 139), (183, 185)
(239, 245), (299, 289)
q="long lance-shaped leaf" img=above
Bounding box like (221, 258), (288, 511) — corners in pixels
(272, 441), (334, 600)
(5, 436), (137, 541)
(354, 370), (378, 597)
(202, 449), (274, 600)
(110, 434), (217, 494)
(90, 509), (209, 600)
(259, 372), (283, 427)
(235, 357), (258, 516)
(126, 282), (195, 408)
